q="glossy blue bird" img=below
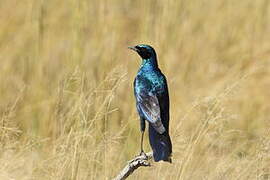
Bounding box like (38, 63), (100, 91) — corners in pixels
(129, 44), (172, 162)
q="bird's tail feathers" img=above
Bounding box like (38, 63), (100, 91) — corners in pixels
(149, 125), (172, 162)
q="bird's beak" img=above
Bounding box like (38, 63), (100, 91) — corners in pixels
(128, 46), (138, 52)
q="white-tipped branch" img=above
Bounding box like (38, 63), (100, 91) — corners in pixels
(113, 152), (153, 180)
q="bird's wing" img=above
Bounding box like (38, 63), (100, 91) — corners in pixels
(136, 92), (166, 134)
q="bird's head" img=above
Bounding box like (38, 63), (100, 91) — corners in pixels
(128, 44), (156, 60)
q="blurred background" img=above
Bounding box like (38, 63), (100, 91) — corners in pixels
(0, 0), (270, 179)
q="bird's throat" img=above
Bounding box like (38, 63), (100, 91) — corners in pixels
(141, 57), (158, 70)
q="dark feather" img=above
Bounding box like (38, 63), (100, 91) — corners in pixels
(135, 91), (165, 134)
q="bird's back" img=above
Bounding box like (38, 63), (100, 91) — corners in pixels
(134, 68), (167, 96)
(134, 68), (169, 118)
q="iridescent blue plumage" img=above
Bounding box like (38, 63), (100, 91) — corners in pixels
(129, 44), (172, 162)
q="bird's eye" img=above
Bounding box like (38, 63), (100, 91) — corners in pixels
(140, 51), (151, 59)
(135, 46), (152, 59)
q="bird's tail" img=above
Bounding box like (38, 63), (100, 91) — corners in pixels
(149, 124), (172, 162)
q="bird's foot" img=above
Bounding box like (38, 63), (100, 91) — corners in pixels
(130, 151), (150, 165)
(139, 151), (147, 159)
(133, 151), (147, 160)
(140, 151), (146, 156)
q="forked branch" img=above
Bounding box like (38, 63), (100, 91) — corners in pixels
(113, 152), (153, 180)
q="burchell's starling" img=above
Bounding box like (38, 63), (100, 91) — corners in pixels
(129, 44), (172, 162)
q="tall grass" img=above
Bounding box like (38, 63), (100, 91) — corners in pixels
(0, 0), (270, 179)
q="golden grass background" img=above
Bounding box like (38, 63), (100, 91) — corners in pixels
(1, 0), (270, 179)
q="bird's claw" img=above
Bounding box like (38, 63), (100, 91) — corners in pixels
(133, 151), (147, 160)
(140, 151), (146, 156)
(139, 151), (147, 160)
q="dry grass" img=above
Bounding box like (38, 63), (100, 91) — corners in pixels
(1, 0), (270, 179)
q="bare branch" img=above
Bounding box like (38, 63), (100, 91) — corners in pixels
(113, 152), (153, 180)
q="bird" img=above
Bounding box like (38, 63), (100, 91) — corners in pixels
(128, 44), (172, 162)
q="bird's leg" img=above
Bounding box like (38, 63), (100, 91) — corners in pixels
(139, 118), (146, 158)
(140, 131), (146, 156)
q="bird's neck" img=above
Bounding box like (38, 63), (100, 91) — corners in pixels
(140, 57), (158, 71)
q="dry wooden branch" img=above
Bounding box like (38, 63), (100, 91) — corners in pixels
(113, 152), (153, 180)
